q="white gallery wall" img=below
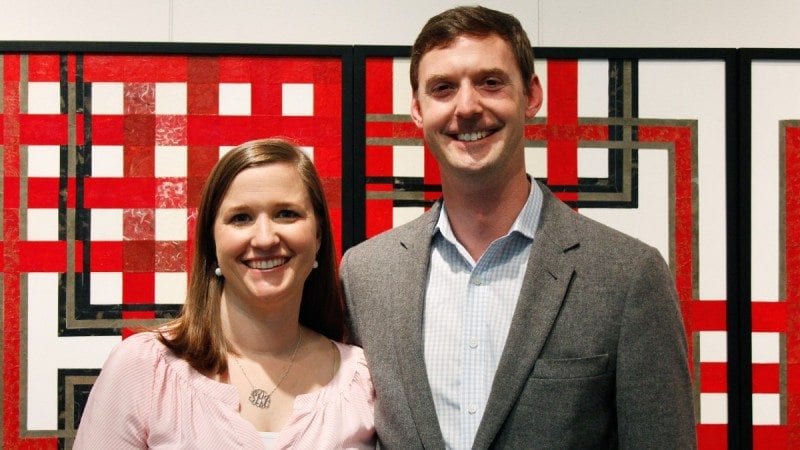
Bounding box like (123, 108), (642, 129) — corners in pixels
(0, 0), (798, 48)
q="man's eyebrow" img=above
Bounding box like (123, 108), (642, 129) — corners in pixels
(423, 68), (510, 85)
(422, 74), (452, 87)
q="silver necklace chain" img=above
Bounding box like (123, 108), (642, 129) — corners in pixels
(232, 330), (302, 409)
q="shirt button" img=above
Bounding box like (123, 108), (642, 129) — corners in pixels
(469, 339), (479, 349)
(468, 404), (477, 414)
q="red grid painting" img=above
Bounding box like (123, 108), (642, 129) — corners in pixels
(362, 55), (728, 448)
(2, 52), (344, 448)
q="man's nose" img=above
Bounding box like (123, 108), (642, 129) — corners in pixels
(454, 84), (483, 118)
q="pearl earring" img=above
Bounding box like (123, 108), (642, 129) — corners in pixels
(312, 260), (319, 269)
(214, 267), (222, 277)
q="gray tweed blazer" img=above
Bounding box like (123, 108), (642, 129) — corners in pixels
(341, 182), (696, 449)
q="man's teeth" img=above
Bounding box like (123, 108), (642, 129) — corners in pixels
(248, 258), (287, 270)
(457, 131), (490, 142)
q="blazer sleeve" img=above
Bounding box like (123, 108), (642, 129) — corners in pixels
(73, 333), (157, 449)
(615, 247), (697, 448)
(340, 248), (363, 347)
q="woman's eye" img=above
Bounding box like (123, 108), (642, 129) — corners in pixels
(276, 210), (300, 219)
(230, 213), (251, 224)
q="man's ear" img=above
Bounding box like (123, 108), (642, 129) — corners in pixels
(410, 95), (424, 128)
(525, 75), (544, 119)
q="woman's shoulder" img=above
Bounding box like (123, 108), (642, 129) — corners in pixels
(102, 331), (168, 375)
(332, 342), (373, 392)
(333, 341), (367, 365)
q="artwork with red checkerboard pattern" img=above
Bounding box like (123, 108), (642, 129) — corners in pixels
(2, 51), (344, 448)
(5, 45), (796, 449)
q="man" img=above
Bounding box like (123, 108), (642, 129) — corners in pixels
(341, 5), (696, 449)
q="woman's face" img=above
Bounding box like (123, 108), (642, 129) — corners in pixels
(213, 162), (320, 311)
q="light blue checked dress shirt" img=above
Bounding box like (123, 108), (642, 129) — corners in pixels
(423, 181), (543, 450)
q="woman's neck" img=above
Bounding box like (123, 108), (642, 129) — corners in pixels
(220, 292), (302, 356)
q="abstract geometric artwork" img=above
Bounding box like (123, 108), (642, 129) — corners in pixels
(1, 42), (780, 449)
(1, 45), (348, 448)
(746, 50), (800, 449)
(353, 47), (735, 449)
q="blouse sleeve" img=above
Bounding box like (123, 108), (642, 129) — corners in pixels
(335, 344), (377, 449)
(278, 342), (376, 449)
(73, 332), (160, 449)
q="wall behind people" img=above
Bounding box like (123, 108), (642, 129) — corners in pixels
(2, 1), (800, 449)
(0, 0), (798, 47)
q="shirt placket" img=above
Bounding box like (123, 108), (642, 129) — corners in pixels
(460, 258), (491, 449)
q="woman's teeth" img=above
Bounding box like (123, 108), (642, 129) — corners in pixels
(247, 258), (287, 270)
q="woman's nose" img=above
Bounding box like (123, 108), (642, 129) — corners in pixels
(251, 216), (279, 247)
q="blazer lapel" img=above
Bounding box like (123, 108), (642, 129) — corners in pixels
(473, 188), (579, 448)
(391, 203), (447, 447)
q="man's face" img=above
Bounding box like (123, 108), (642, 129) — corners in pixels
(411, 33), (543, 183)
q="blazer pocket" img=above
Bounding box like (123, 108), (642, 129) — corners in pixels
(532, 354), (609, 379)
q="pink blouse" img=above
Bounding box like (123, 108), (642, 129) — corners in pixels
(74, 332), (376, 449)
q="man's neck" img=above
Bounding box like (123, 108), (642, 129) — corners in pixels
(441, 171), (531, 261)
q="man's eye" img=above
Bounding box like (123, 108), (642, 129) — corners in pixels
(429, 84), (455, 96)
(482, 78), (505, 89)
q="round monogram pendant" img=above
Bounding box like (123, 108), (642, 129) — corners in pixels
(249, 388), (272, 409)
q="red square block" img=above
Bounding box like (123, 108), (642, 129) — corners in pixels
(89, 241), (124, 271)
(123, 240), (155, 272)
(122, 271), (154, 304)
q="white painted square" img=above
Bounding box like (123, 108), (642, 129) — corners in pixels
(752, 393), (781, 425)
(524, 146), (548, 178)
(91, 145), (124, 177)
(155, 145), (188, 177)
(392, 58), (412, 115)
(580, 150), (670, 261)
(700, 393), (727, 424)
(27, 145), (61, 177)
(91, 82), (124, 115)
(155, 82), (187, 115)
(299, 146), (314, 161)
(577, 59), (609, 117)
(219, 83), (251, 116)
(26, 270), (121, 430)
(578, 147), (609, 178)
(393, 145), (424, 178)
(394, 206), (425, 228)
(154, 272), (187, 304)
(90, 209), (124, 240)
(219, 145), (236, 158)
(699, 331), (727, 362)
(282, 83), (314, 116)
(752, 332), (781, 364)
(89, 272), (123, 305)
(27, 82), (61, 114)
(155, 208), (187, 241)
(27, 209), (59, 241)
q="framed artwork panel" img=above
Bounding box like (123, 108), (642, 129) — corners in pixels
(1, 42), (352, 448)
(353, 46), (739, 449)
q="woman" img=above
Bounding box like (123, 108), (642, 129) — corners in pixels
(74, 138), (375, 449)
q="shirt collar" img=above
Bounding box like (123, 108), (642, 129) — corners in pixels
(434, 178), (543, 244)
